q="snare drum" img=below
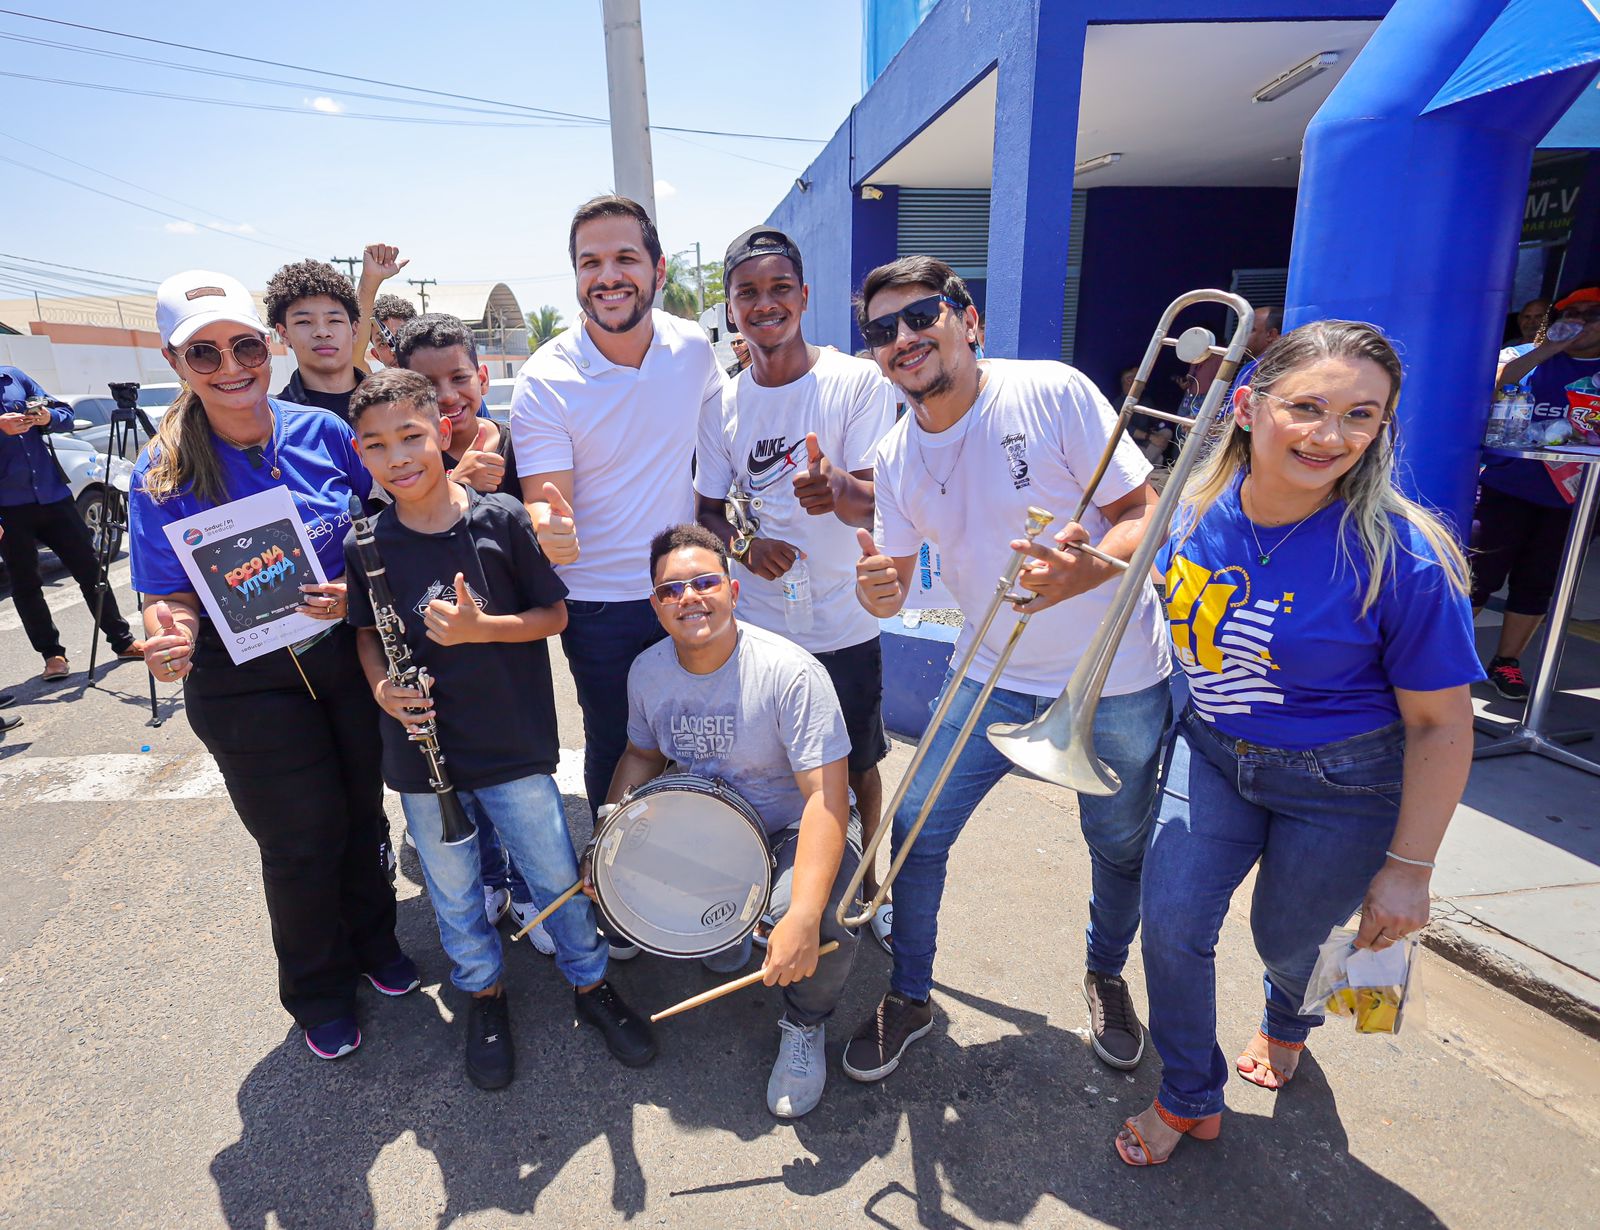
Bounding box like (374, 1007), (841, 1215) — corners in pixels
(590, 774), (773, 958)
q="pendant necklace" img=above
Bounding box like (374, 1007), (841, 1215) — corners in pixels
(913, 371), (984, 496)
(215, 406), (281, 479)
(1243, 481), (1328, 566)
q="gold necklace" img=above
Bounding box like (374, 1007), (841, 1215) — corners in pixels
(214, 406), (281, 479)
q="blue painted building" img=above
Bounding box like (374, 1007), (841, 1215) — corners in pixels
(770, 1), (1599, 424)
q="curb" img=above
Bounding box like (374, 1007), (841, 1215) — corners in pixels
(1424, 908), (1600, 1042)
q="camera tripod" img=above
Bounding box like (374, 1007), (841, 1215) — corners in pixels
(84, 381), (162, 726)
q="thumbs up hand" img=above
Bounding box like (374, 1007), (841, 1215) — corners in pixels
(854, 528), (903, 617)
(424, 572), (486, 645)
(145, 599), (196, 682)
(448, 418), (505, 493)
(534, 481), (579, 564)
(791, 431), (837, 516)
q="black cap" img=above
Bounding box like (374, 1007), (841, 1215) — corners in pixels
(723, 226), (803, 282)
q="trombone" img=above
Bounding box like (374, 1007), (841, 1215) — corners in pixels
(835, 289), (1252, 929)
(986, 288), (1254, 793)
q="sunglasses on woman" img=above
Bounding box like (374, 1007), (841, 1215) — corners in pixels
(180, 336), (271, 375)
(652, 572), (727, 603)
(861, 294), (965, 349)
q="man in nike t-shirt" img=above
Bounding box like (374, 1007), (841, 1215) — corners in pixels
(695, 227), (896, 948)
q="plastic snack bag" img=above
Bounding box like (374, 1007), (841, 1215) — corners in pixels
(1300, 926), (1422, 1035)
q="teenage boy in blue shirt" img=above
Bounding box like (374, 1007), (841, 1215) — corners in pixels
(343, 368), (656, 1088)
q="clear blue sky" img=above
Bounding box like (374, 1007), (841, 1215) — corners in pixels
(1, 1), (862, 323)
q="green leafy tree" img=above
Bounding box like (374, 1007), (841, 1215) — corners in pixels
(662, 256), (700, 319)
(525, 305), (565, 349)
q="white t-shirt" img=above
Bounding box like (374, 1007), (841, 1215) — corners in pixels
(873, 358), (1171, 698)
(511, 310), (726, 601)
(694, 348), (896, 654)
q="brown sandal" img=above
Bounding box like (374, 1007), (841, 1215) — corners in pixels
(1115, 1097), (1221, 1167)
(1236, 1029), (1305, 1090)
(41, 656), (70, 681)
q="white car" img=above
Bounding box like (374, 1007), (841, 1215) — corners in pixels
(62, 390), (172, 462)
(48, 432), (135, 561)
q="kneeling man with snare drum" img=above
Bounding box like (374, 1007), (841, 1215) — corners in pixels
(601, 523), (860, 1118)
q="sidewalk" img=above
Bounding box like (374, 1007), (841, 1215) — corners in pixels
(1437, 553), (1600, 1037)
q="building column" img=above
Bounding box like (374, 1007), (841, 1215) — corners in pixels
(984, 3), (1089, 360)
(850, 184), (900, 351)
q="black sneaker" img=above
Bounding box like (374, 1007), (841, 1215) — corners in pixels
(1487, 656), (1529, 701)
(1083, 970), (1145, 1070)
(575, 981), (657, 1067)
(465, 992), (514, 1090)
(842, 991), (934, 1082)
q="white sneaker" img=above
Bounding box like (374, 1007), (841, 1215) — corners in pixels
(870, 902), (893, 955)
(483, 886), (511, 926)
(767, 1017), (826, 1118)
(509, 900), (556, 955)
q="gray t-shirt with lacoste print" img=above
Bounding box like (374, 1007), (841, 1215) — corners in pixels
(626, 621), (851, 836)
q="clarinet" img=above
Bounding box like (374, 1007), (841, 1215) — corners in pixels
(345, 495), (476, 846)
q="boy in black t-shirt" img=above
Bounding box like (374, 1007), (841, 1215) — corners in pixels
(343, 369), (657, 1087)
(392, 311), (537, 935)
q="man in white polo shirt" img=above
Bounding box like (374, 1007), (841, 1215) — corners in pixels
(844, 256), (1172, 1085)
(512, 194), (726, 833)
(695, 226), (896, 948)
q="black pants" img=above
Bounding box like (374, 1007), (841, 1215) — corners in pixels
(1469, 483), (1573, 616)
(0, 497), (134, 660)
(184, 622), (399, 1028)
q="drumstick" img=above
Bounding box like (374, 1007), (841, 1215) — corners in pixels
(509, 879), (582, 942)
(650, 940), (841, 1023)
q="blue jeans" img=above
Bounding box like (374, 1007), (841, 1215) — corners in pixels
(477, 814), (532, 906)
(401, 773), (607, 993)
(889, 673), (1172, 1001)
(559, 598), (667, 817)
(1141, 707), (1404, 1118)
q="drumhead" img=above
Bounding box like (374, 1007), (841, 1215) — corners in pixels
(591, 776), (773, 958)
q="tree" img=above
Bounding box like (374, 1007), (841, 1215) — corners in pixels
(661, 256), (699, 320)
(525, 305), (565, 349)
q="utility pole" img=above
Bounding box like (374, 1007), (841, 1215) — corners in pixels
(408, 278), (436, 311)
(329, 255), (360, 280)
(601, 0), (657, 222)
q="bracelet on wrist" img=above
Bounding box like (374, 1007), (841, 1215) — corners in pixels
(1385, 850), (1435, 869)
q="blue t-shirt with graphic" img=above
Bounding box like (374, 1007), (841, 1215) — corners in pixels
(1155, 479), (1483, 749)
(129, 400), (371, 602)
(1480, 350), (1600, 508)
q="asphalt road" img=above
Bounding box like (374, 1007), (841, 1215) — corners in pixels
(2, 553), (1597, 1229)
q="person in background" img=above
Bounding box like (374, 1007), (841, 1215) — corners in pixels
(1473, 287), (1600, 699)
(1124, 320), (1479, 1166)
(1121, 364), (1175, 466)
(267, 259), (366, 423)
(0, 365), (145, 680)
(130, 270), (411, 1062)
(368, 292), (418, 369)
(727, 333), (752, 378)
(1509, 297), (1551, 347)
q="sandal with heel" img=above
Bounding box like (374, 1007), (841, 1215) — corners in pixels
(1236, 1029), (1305, 1090)
(1115, 1097), (1221, 1167)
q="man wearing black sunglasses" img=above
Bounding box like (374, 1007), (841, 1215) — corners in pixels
(842, 256), (1173, 1086)
(696, 226), (896, 952)
(606, 522), (859, 1118)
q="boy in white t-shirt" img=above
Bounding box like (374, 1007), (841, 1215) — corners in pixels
(695, 227), (896, 948)
(843, 257), (1173, 1085)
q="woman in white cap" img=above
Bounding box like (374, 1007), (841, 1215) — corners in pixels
(128, 270), (414, 1061)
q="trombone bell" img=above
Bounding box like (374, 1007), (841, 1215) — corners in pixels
(986, 705), (1123, 796)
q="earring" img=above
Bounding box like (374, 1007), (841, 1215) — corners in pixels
(1239, 422), (1252, 433)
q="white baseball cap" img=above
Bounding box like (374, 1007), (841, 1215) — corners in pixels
(156, 270), (268, 348)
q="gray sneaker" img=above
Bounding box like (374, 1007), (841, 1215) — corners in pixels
(1083, 970), (1145, 1070)
(767, 1017), (826, 1118)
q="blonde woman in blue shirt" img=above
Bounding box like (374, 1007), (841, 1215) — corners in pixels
(1119, 320), (1482, 1166)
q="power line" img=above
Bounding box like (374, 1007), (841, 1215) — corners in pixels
(0, 150), (306, 254)
(0, 252), (156, 286)
(0, 8), (828, 145)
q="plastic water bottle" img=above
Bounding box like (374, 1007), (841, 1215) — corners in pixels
(1485, 388), (1511, 447)
(782, 557), (814, 635)
(1506, 385), (1534, 447)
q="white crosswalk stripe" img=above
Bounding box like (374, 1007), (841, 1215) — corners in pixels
(0, 562), (134, 634)
(0, 746), (589, 805)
